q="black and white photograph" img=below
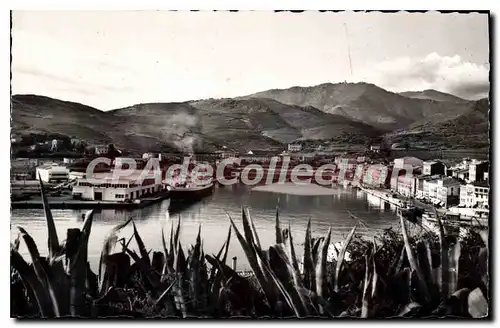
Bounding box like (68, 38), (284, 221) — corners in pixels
(9, 10), (491, 319)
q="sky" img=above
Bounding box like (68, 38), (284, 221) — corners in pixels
(11, 11), (490, 110)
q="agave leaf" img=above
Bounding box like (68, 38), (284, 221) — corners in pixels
(188, 225), (203, 309)
(132, 221), (150, 266)
(220, 225), (232, 265)
(241, 207), (256, 247)
(153, 278), (177, 308)
(205, 254), (240, 283)
(371, 248), (378, 300)
(38, 174), (60, 259)
(286, 224), (301, 285)
(447, 241), (461, 297)
(68, 210), (94, 271)
(397, 302), (422, 317)
(334, 225), (357, 292)
(161, 227), (169, 259)
(66, 228), (88, 316)
(416, 240), (434, 289)
(433, 208), (449, 300)
(227, 213), (275, 306)
(17, 227), (60, 317)
(209, 226), (231, 282)
(173, 216), (181, 254)
(246, 207), (262, 250)
(303, 218), (316, 292)
(98, 218), (132, 295)
(315, 226), (331, 303)
(479, 230), (488, 250)
(123, 246), (161, 289)
(12, 232), (20, 252)
(275, 205), (283, 244)
(399, 214), (431, 303)
(361, 255), (372, 318)
(257, 247), (307, 317)
(468, 287), (488, 318)
(11, 247), (54, 317)
(169, 220), (175, 258)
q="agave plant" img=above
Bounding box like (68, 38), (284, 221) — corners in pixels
(10, 177), (489, 319)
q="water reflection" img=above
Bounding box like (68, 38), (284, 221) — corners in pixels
(11, 183), (400, 271)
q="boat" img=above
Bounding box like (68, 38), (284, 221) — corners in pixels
(169, 181), (214, 202)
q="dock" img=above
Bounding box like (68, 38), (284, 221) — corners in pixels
(11, 190), (170, 210)
(358, 184), (408, 208)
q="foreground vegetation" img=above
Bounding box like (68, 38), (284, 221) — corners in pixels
(10, 179), (489, 318)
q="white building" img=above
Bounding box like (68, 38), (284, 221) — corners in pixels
(287, 143), (303, 152)
(468, 160), (489, 183)
(36, 164), (70, 183)
(142, 152), (163, 161)
(423, 177), (461, 207)
(72, 172), (165, 202)
(394, 156), (424, 169)
(460, 181), (490, 209)
(95, 145), (109, 155)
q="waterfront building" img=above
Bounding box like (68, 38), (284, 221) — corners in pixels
(422, 160), (445, 176)
(63, 158), (77, 164)
(72, 172), (165, 202)
(336, 157), (358, 171)
(215, 149), (238, 159)
(452, 168), (470, 181)
(36, 164), (70, 183)
(94, 145), (109, 155)
(468, 160), (489, 182)
(459, 181), (490, 209)
(142, 152), (163, 161)
(69, 171), (86, 180)
(361, 164), (392, 188)
(394, 156), (424, 168)
(287, 142), (303, 153)
(423, 177), (461, 207)
(396, 175), (418, 198)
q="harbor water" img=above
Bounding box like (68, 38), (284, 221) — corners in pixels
(10, 183), (402, 271)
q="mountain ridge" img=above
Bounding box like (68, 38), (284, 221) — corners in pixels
(11, 82), (489, 153)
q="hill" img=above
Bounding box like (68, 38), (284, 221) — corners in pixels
(247, 82), (475, 131)
(12, 95), (381, 153)
(11, 82), (490, 153)
(388, 98), (490, 150)
(399, 89), (467, 102)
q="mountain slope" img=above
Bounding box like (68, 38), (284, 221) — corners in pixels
(247, 82), (475, 131)
(13, 95), (381, 153)
(399, 89), (467, 102)
(388, 98), (489, 149)
(11, 82), (489, 153)
(11, 95), (114, 143)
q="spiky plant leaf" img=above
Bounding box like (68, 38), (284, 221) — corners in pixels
(315, 226), (331, 303)
(399, 214), (431, 303)
(303, 218), (315, 292)
(38, 174), (60, 259)
(334, 225), (357, 292)
(98, 218), (132, 295)
(17, 227), (60, 317)
(132, 221), (150, 265)
(11, 247), (54, 317)
(275, 205), (283, 244)
(246, 207), (262, 249)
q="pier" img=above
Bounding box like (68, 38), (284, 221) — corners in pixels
(10, 191), (170, 210)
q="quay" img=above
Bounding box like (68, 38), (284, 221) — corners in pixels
(358, 184), (409, 208)
(10, 191), (170, 210)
